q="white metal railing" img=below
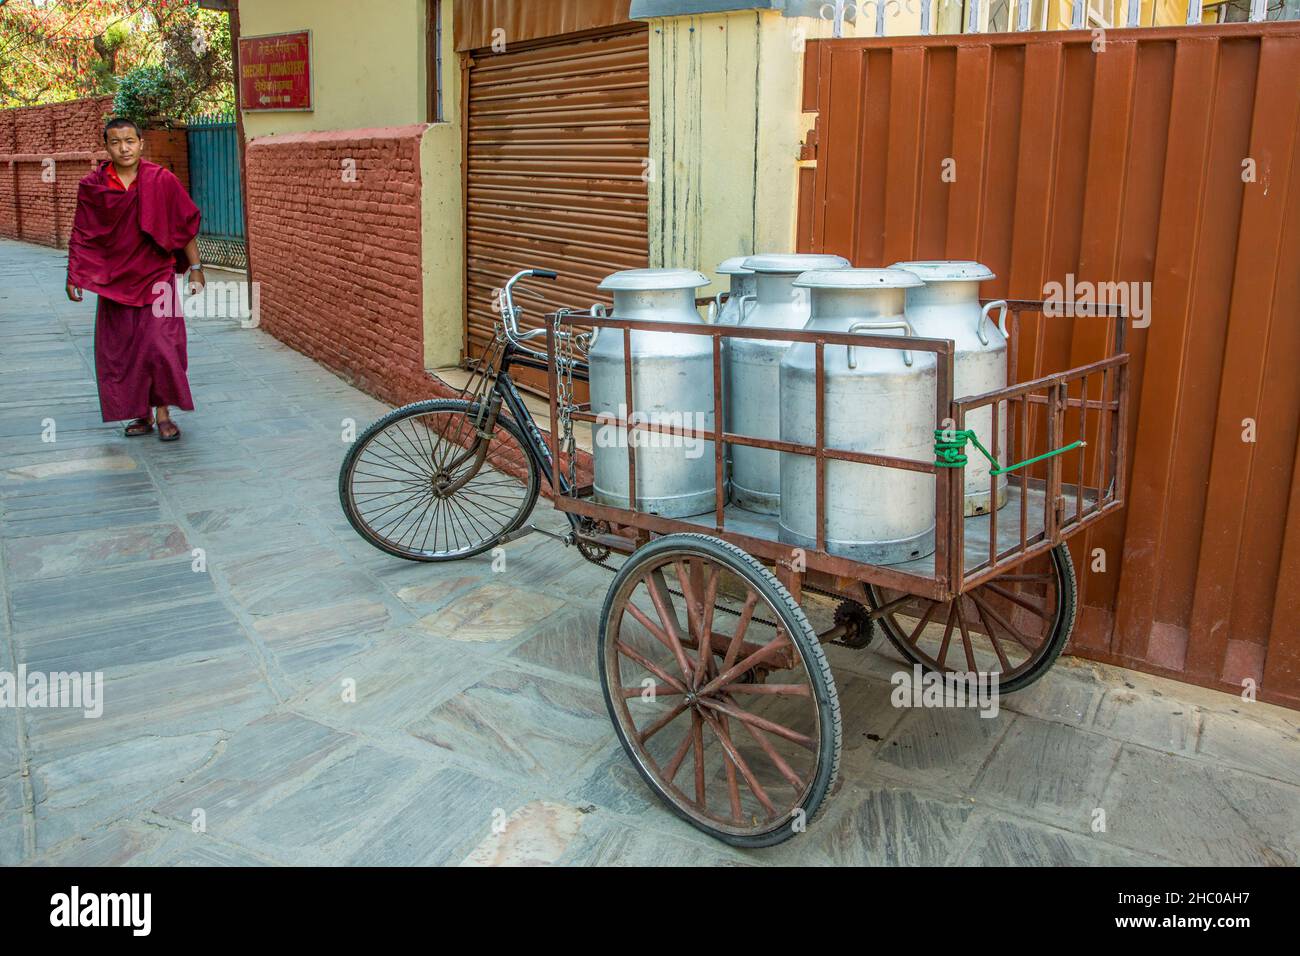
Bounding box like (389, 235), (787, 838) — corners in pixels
(820, 0), (1276, 38)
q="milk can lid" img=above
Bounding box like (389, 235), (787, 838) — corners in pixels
(794, 268), (925, 290)
(717, 256), (756, 275)
(598, 268), (712, 292)
(889, 260), (996, 282)
(742, 253), (851, 274)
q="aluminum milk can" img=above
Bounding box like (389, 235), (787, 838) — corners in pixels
(711, 256), (756, 325)
(589, 268), (717, 518)
(891, 260), (1009, 515)
(779, 268), (938, 565)
(725, 252), (850, 514)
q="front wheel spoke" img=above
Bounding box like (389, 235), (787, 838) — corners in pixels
(351, 487), (431, 506)
(954, 599), (978, 672)
(449, 489), (519, 528)
(722, 591), (760, 670)
(439, 495), (479, 549)
(720, 692), (807, 791)
(904, 599), (940, 646)
(440, 492), (492, 540)
(697, 695), (816, 751)
(725, 683), (811, 697)
(644, 570), (695, 680)
(692, 712), (706, 808)
(392, 494), (439, 546)
(366, 435), (435, 480)
(453, 487), (525, 521)
(936, 602), (958, 669)
(362, 437), (433, 478)
(394, 493), (438, 549)
(392, 418), (444, 475)
(380, 492), (436, 543)
(637, 701), (691, 745)
(616, 641), (690, 696)
(663, 726), (695, 784)
(969, 591), (1038, 653)
(625, 602), (694, 677)
(361, 487), (432, 528)
(402, 416), (448, 470)
(351, 468), (429, 487)
(672, 559), (701, 639)
(719, 714), (744, 823)
(698, 634), (791, 698)
(698, 709), (777, 819)
(693, 566), (721, 686)
(984, 582), (1052, 620)
(974, 597), (1013, 672)
(621, 682), (686, 700)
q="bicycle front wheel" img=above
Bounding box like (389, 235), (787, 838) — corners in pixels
(339, 399), (540, 562)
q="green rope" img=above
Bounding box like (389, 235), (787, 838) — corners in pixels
(935, 429), (1086, 476)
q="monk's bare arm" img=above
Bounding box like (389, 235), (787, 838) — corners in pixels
(182, 238), (205, 292)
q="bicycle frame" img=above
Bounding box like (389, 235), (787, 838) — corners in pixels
(472, 337), (590, 533)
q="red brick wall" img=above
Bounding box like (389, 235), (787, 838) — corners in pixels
(0, 95), (189, 248)
(244, 123), (590, 492)
(245, 125), (429, 408)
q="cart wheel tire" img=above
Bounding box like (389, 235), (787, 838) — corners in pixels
(339, 399), (540, 563)
(598, 533), (841, 848)
(869, 543), (1077, 695)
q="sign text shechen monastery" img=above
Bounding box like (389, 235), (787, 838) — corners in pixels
(239, 32), (313, 111)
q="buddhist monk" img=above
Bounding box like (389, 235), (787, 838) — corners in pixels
(66, 117), (204, 442)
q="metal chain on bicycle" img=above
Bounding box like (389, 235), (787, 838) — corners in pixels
(554, 309), (582, 496)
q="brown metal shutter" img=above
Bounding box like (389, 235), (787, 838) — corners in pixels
(464, 25), (650, 371)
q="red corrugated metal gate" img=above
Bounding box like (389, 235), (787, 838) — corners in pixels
(797, 22), (1300, 709)
(463, 24), (650, 374)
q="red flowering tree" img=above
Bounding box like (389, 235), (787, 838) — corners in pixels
(0, 0), (232, 113)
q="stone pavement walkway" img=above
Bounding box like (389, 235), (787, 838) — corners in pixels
(1, 237), (1297, 867)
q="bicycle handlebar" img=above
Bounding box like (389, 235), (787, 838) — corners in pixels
(500, 269), (563, 351)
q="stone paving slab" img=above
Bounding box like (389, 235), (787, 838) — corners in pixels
(2, 236), (1298, 866)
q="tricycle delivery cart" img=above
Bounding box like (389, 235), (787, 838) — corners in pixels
(339, 269), (1131, 847)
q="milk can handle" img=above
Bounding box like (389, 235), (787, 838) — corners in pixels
(737, 295), (756, 324)
(976, 299), (1009, 347)
(588, 303), (606, 346)
(707, 299), (719, 324)
(846, 319), (916, 368)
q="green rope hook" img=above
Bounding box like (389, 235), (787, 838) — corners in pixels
(935, 429), (1086, 476)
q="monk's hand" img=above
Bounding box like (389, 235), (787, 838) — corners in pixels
(187, 268), (206, 296)
(65, 282), (83, 303)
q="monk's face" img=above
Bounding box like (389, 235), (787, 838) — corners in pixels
(105, 126), (142, 170)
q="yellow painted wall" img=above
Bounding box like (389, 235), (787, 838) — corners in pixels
(238, 0), (427, 137)
(420, 0), (464, 369)
(238, 0), (464, 369)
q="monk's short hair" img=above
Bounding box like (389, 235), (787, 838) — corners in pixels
(103, 117), (142, 141)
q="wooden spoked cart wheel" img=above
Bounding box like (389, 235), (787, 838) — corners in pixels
(598, 534), (841, 848)
(869, 544), (1078, 694)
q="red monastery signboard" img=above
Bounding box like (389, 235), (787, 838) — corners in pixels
(239, 31), (314, 111)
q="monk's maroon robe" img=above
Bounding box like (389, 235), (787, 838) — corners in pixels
(67, 160), (201, 422)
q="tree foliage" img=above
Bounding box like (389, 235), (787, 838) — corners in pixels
(0, 0), (233, 117)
